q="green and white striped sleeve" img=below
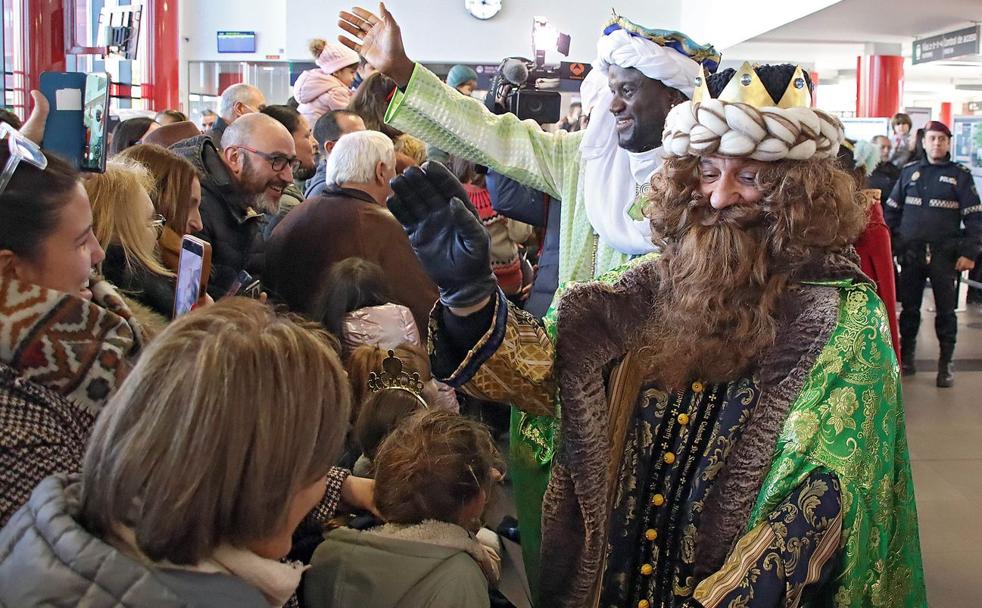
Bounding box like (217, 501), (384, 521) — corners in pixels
(385, 63), (583, 201)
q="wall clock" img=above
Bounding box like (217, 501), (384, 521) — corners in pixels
(465, 0), (503, 20)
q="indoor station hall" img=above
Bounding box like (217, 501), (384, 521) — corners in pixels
(1, 0), (981, 606)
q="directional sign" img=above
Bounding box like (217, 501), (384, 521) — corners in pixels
(913, 26), (980, 65)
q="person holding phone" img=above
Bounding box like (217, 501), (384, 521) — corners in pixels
(87, 158), (177, 327)
(117, 144), (205, 273)
(173, 237), (207, 317)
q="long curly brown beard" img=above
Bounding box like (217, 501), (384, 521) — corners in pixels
(639, 156), (867, 389)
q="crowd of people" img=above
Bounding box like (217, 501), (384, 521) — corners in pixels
(0, 2), (980, 607)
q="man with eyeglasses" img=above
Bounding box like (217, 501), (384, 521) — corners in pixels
(172, 113), (298, 298)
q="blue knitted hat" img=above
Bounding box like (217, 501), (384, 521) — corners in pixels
(447, 64), (478, 89)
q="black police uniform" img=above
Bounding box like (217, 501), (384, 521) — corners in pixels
(885, 155), (982, 367)
(868, 161), (901, 211)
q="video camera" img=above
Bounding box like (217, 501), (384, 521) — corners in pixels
(484, 57), (562, 124)
(484, 17), (570, 124)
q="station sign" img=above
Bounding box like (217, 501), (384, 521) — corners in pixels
(913, 25), (980, 65)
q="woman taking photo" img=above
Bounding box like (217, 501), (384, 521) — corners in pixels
(118, 143), (204, 272)
(0, 299), (355, 605)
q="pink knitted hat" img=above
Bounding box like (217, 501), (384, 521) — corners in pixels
(313, 39), (360, 75)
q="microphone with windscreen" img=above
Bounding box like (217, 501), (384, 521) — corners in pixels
(500, 58), (530, 86)
(485, 57), (530, 115)
(483, 56), (561, 124)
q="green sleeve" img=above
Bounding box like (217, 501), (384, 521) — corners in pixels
(748, 282), (925, 607)
(385, 64), (583, 201)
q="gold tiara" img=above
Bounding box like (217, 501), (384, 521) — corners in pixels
(368, 350), (427, 406)
(692, 61), (811, 109)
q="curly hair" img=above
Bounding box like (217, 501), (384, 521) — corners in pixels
(640, 155), (867, 387)
(372, 410), (504, 526)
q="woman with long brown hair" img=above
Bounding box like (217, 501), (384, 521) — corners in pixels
(118, 143), (204, 272)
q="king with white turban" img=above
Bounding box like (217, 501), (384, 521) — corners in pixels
(580, 19), (718, 257)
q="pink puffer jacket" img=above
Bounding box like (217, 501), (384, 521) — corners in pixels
(342, 303), (420, 352)
(294, 69), (353, 128)
(342, 304), (459, 412)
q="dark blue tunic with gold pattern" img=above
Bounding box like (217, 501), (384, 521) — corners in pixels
(600, 379), (842, 608)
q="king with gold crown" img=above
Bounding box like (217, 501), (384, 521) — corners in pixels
(382, 60), (927, 608)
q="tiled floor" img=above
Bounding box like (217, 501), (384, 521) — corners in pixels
(905, 296), (982, 607)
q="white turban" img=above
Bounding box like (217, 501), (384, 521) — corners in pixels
(595, 29), (701, 97)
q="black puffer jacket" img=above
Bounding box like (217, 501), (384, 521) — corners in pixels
(170, 136), (267, 298)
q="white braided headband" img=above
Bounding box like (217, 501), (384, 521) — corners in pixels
(661, 98), (845, 161)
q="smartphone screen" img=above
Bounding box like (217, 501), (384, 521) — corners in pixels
(174, 236), (206, 317)
(81, 73), (110, 172)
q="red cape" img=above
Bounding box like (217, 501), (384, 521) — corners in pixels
(854, 190), (901, 361)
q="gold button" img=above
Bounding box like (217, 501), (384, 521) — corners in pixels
(645, 528), (658, 541)
(639, 601), (651, 608)
(677, 413), (690, 425)
(663, 452), (676, 465)
(652, 493), (665, 506)
(640, 563), (654, 576)
(691, 381), (704, 393)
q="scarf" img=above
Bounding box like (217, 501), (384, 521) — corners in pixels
(111, 525), (304, 607)
(0, 275), (142, 414)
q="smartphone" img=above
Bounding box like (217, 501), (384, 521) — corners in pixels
(174, 235), (208, 317)
(81, 73), (110, 172)
(39, 71), (111, 172)
(224, 270), (262, 299)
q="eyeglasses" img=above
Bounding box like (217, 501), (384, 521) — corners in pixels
(148, 214), (166, 229)
(0, 123), (48, 196)
(233, 145), (301, 173)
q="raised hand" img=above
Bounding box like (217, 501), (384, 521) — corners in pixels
(388, 162), (496, 309)
(338, 3), (415, 87)
(19, 90), (50, 145)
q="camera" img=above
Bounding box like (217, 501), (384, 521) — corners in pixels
(486, 58), (562, 125)
(508, 71), (562, 124)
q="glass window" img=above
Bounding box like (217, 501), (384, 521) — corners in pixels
(1, 0), (25, 117)
(187, 61), (293, 128)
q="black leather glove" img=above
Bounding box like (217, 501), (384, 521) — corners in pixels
(388, 162), (496, 308)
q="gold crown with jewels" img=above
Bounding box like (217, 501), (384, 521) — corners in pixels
(692, 61), (811, 109)
(367, 350), (427, 406)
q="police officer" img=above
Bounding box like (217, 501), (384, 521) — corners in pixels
(886, 120), (982, 387)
